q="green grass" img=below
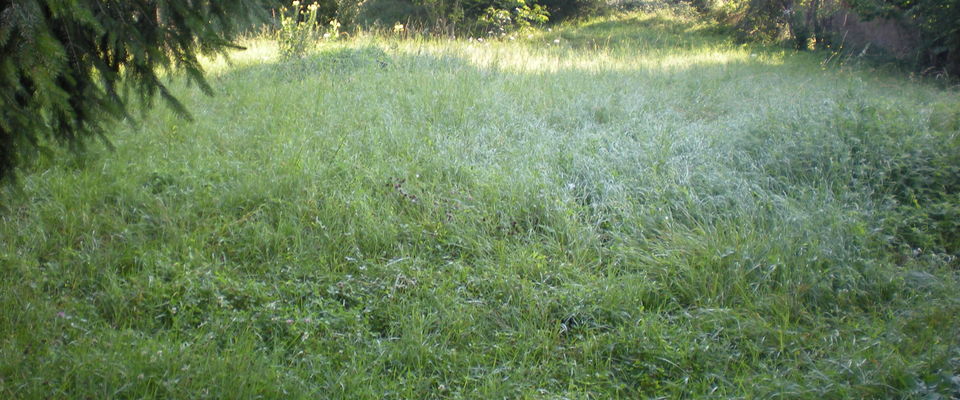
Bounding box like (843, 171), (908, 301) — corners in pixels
(2, 10), (960, 398)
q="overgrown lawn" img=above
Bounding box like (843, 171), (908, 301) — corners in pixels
(2, 11), (959, 398)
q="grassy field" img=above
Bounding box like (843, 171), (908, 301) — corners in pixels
(2, 10), (959, 398)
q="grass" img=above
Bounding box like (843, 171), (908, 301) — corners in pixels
(2, 10), (960, 398)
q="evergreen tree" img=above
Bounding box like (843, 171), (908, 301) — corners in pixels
(0, 0), (259, 180)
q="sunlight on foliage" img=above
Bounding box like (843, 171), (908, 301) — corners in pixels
(278, 1), (323, 59)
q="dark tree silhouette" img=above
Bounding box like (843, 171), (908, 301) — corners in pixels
(0, 0), (259, 180)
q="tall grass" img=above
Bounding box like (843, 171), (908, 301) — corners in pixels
(2, 10), (959, 398)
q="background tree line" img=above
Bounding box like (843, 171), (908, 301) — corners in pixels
(261, 0), (607, 35)
(693, 0), (960, 75)
(270, 0), (959, 74)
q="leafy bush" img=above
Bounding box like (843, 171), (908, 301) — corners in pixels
(847, 0), (960, 75)
(478, 0), (549, 34)
(698, 0), (960, 74)
(353, 0), (604, 34)
(277, 1), (323, 58)
(538, 0), (609, 21)
(334, 0), (369, 30)
(703, 0), (836, 48)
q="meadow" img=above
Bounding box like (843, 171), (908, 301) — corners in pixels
(1, 9), (959, 398)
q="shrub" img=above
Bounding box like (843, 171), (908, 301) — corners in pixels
(478, 0), (549, 35)
(335, 0), (369, 31)
(352, 0), (553, 35)
(277, 1), (323, 59)
(704, 0), (836, 49)
(699, 0), (960, 74)
(355, 0), (611, 34)
(358, 0), (425, 28)
(538, 0), (609, 21)
(847, 0), (960, 75)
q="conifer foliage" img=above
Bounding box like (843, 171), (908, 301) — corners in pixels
(0, 1), (258, 180)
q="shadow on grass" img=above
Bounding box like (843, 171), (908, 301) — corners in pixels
(550, 14), (733, 50)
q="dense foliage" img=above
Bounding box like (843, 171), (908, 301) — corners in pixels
(701, 0), (836, 47)
(276, 0), (606, 34)
(0, 0), (258, 180)
(848, 0), (960, 74)
(537, 0), (608, 21)
(360, 0), (552, 33)
(702, 0), (960, 74)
